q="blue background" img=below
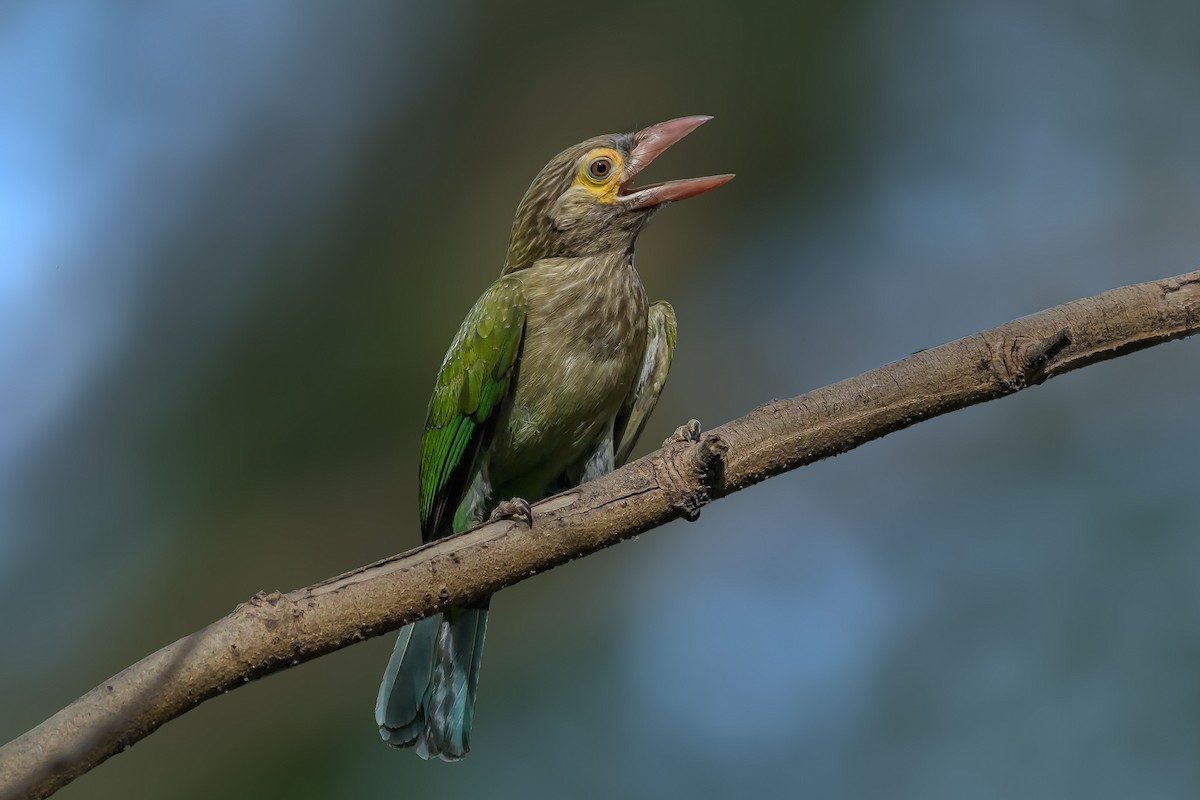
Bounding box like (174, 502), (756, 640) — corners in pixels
(3, 2), (1200, 798)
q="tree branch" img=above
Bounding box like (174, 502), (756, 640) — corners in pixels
(3, 270), (1199, 799)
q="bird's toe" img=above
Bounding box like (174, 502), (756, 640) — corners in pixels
(663, 419), (702, 446)
(488, 497), (533, 527)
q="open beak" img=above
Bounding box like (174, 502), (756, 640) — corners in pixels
(617, 115), (734, 211)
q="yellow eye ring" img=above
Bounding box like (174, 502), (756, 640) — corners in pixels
(587, 156), (614, 182)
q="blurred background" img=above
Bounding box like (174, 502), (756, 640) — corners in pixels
(3, 1), (1200, 798)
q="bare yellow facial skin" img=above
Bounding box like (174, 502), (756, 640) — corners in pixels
(574, 147), (623, 202)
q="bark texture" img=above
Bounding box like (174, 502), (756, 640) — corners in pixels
(2, 270), (1199, 799)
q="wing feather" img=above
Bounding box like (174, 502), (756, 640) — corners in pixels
(613, 301), (677, 466)
(419, 277), (527, 541)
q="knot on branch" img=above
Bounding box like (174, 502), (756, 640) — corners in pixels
(657, 433), (728, 521)
(234, 590), (285, 618)
(246, 590), (284, 607)
(995, 327), (1072, 389)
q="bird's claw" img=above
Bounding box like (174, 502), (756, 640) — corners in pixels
(488, 497), (533, 527)
(663, 419), (702, 447)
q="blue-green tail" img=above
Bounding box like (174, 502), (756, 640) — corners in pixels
(375, 608), (488, 761)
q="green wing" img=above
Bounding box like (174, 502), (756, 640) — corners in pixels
(614, 301), (677, 466)
(419, 277), (527, 542)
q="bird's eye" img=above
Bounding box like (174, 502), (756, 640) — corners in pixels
(587, 157), (613, 181)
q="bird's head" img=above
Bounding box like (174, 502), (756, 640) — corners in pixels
(502, 115), (733, 273)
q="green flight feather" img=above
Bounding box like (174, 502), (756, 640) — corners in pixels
(418, 277), (527, 542)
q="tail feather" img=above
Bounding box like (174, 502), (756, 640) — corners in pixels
(376, 609), (488, 761)
(375, 616), (439, 747)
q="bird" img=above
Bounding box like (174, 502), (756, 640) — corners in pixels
(375, 115), (732, 761)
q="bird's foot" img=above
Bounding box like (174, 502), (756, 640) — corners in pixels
(664, 420), (708, 522)
(488, 497), (533, 527)
(663, 419), (702, 447)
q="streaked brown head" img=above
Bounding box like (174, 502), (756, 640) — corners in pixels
(502, 116), (733, 274)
